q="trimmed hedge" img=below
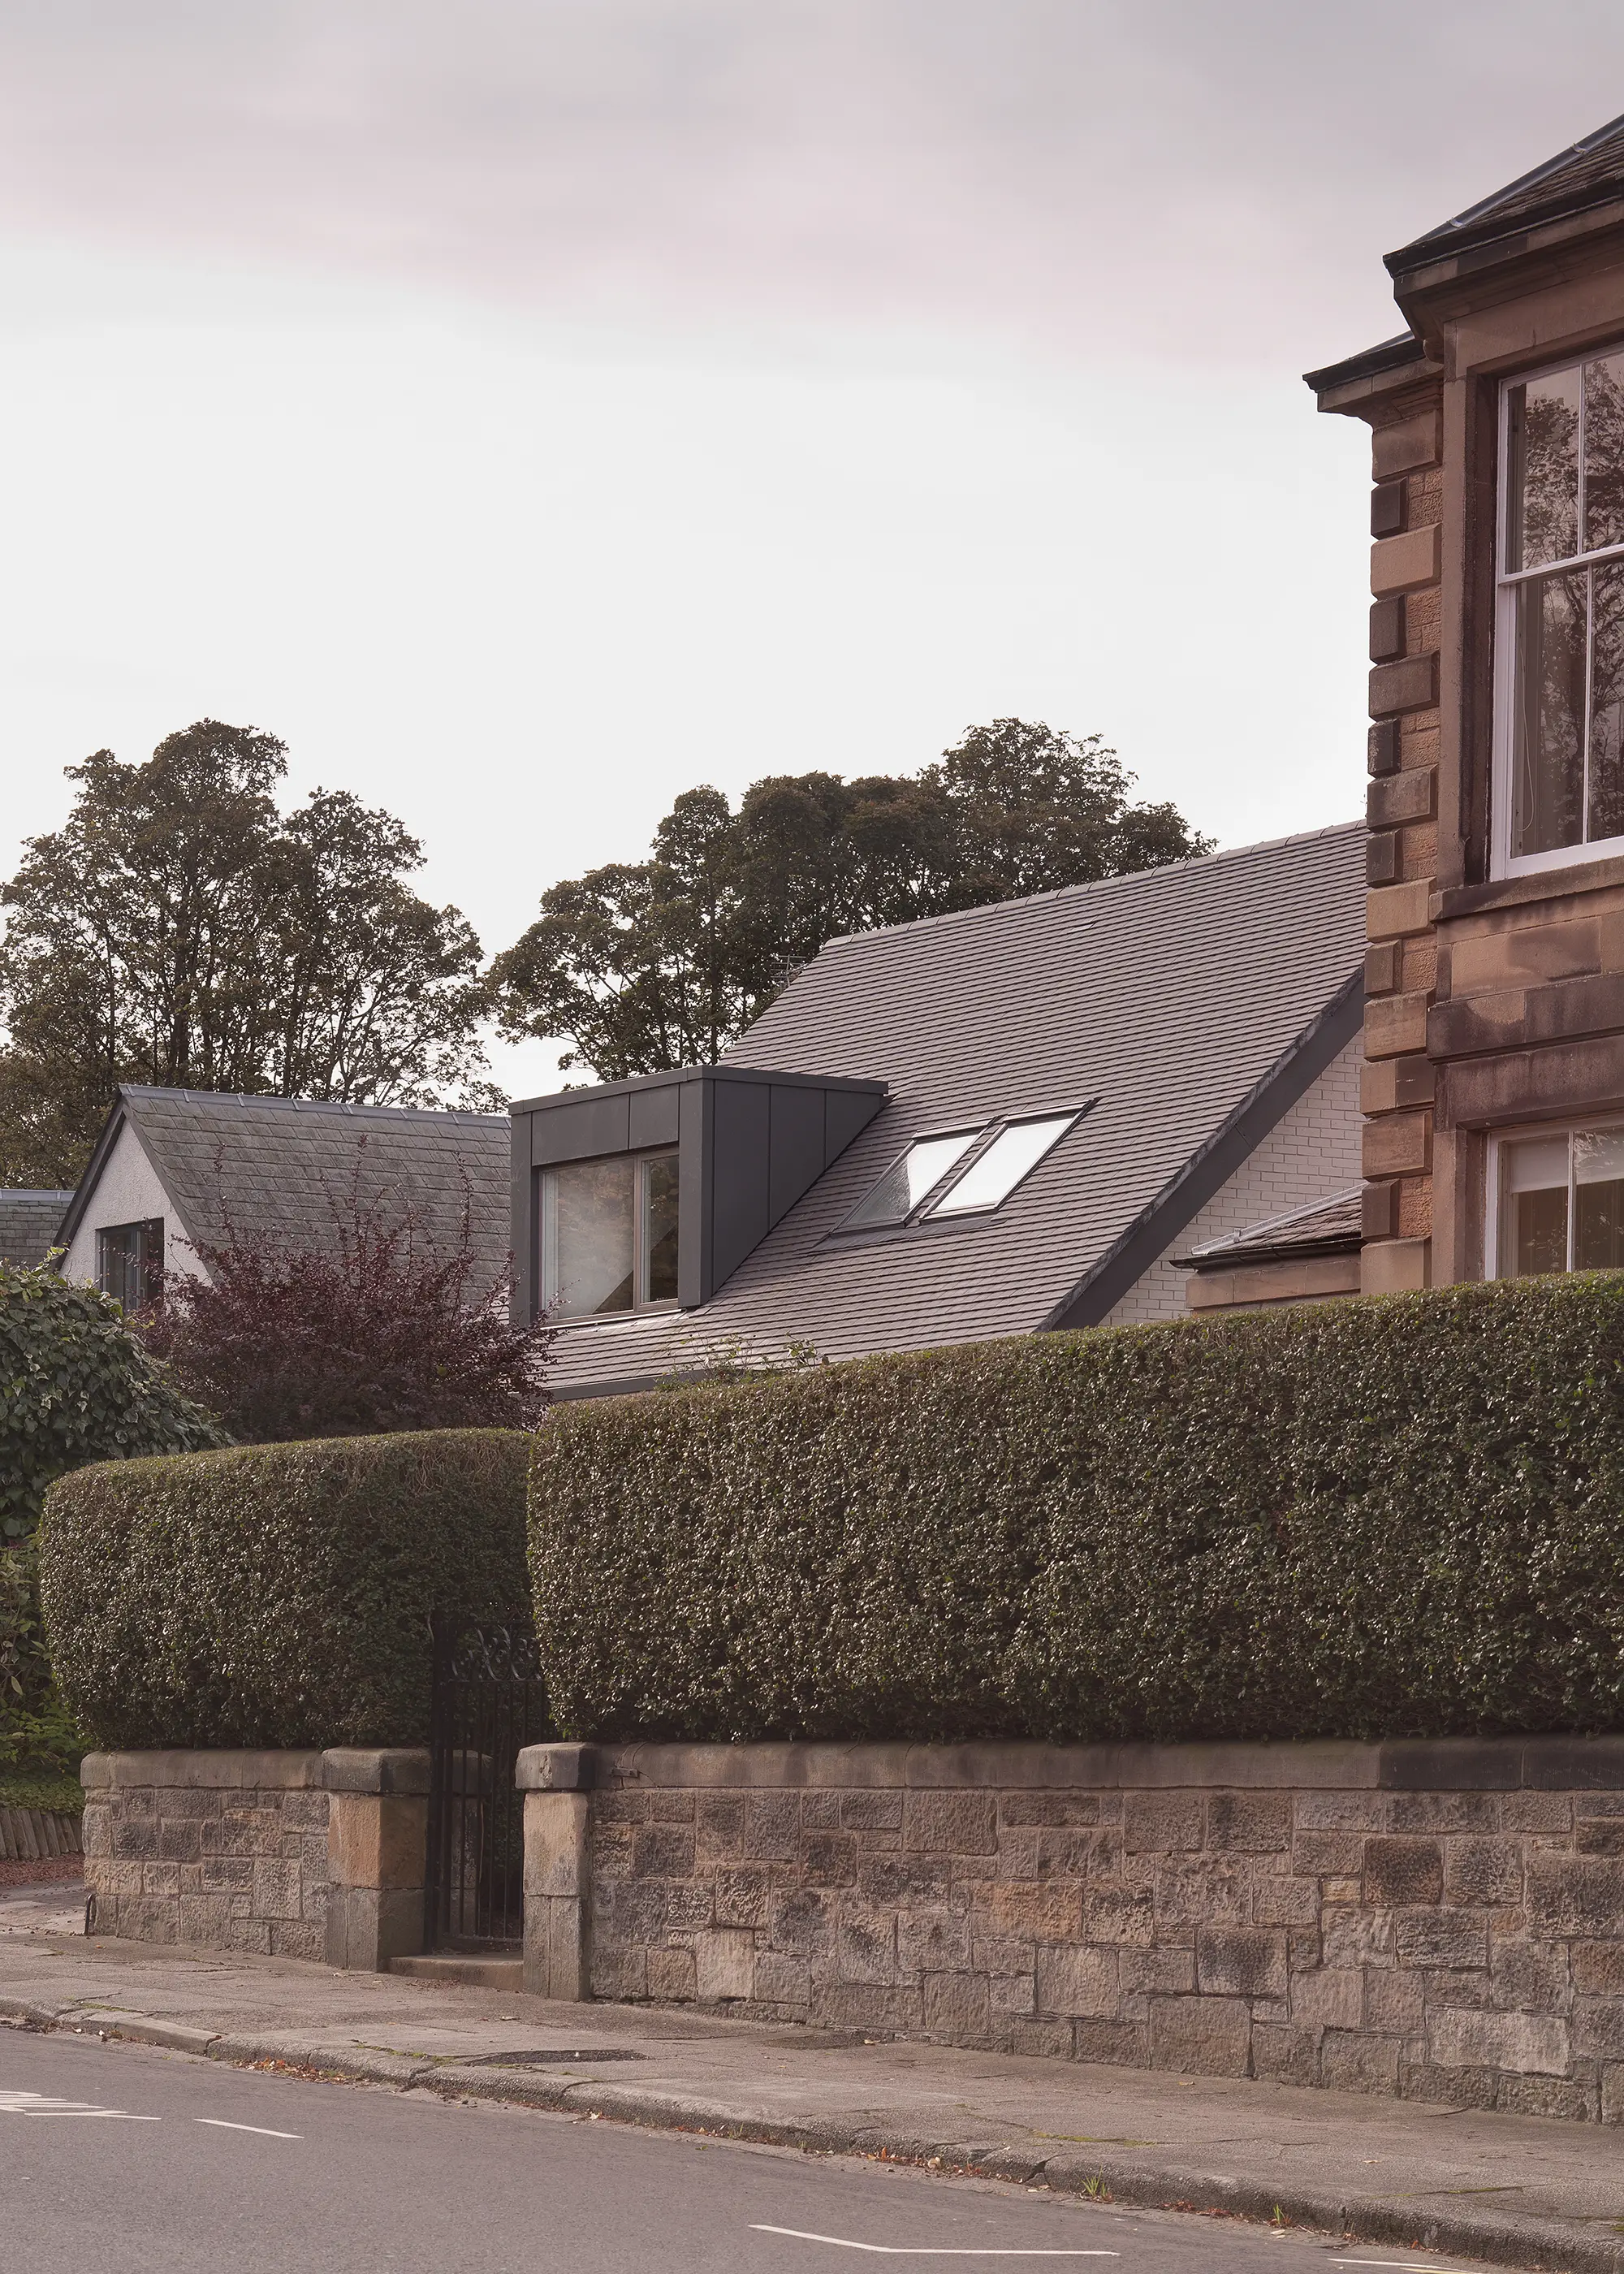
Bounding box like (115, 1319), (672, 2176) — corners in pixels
(40, 1430), (531, 1749)
(529, 1277), (1624, 1744)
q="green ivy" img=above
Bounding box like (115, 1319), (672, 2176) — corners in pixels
(40, 1430), (532, 1749)
(529, 1277), (1624, 1745)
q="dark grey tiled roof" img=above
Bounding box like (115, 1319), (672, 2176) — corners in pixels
(548, 823), (1366, 1393)
(1185, 1187), (1363, 1270)
(104, 1090), (510, 1288)
(0, 1191), (74, 1269)
(1390, 113), (1624, 271)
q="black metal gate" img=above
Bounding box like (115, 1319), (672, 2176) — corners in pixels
(424, 1614), (549, 1951)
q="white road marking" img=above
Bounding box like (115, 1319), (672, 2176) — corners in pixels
(1328, 2263), (1477, 2271)
(0, 2090), (157, 2121)
(194, 2118), (303, 2140)
(751, 2231), (1118, 2257)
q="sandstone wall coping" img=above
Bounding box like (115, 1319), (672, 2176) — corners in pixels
(80, 1749), (324, 1792)
(517, 1734), (1624, 1793)
(320, 1749), (431, 1796)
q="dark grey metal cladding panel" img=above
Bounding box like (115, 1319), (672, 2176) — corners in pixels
(824, 1086), (885, 1161)
(767, 1083), (827, 1223)
(678, 1079), (710, 1308)
(511, 1118), (533, 1327)
(529, 1093), (632, 1165)
(710, 1077), (772, 1294)
(628, 1083), (680, 1149)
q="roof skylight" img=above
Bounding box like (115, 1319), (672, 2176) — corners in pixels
(926, 1112), (1079, 1217)
(841, 1127), (983, 1230)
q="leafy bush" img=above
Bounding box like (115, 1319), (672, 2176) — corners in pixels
(530, 1277), (1624, 1744)
(138, 1183), (551, 1444)
(40, 1429), (531, 1749)
(0, 1261), (224, 1546)
(0, 1260), (225, 1780)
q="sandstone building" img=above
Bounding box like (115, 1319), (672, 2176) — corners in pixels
(1309, 115), (1624, 1293)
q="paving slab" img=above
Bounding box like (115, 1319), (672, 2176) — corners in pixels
(1, 1917), (1622, 2273)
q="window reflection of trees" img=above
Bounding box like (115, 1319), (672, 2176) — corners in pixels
(1506, 352), (1624, 855)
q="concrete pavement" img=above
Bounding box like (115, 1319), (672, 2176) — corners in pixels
(2, 1889), (1623, 2273)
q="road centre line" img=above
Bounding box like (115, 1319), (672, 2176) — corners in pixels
(195, 2117), (303, 2139)
(751, 2231), (1119, 2256)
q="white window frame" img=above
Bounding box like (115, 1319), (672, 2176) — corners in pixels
(540, 1148), (679, 1321)
(1484, 1117), (1624, 1279)
(1492, 342), (1624, 879)
(922, 1109), (1082, 1221)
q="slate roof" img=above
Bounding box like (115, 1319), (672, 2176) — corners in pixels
(1183, 1187), (1363, 1272)
(1305, 115), (1624, 401)
(61, 1090), (511, 1289)
(548, 822), (1367, 1394)
(1389, 112), (1624, 273)
(0, 1191), (74, 1269)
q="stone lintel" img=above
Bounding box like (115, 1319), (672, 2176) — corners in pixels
(80, 1749), (324, 1792)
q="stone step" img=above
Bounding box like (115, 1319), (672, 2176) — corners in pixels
(389, 1953), (524, 1991)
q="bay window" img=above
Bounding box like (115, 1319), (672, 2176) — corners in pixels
(1496, 347), (1624, 871)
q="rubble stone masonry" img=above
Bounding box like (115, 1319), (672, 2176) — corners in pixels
(523, 1739), (1624, 2125)
(81, 1749), (330, 1959)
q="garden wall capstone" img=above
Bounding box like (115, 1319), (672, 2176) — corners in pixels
(518, 1737), (1624, 2125)
(81, 1747), (430, 1968)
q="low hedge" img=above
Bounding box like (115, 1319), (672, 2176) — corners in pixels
(529, 1277), (1624, 1744)
(40, 1429), (531, 1749)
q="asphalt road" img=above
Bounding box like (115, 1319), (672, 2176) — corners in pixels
(0, 2030), (1502, 2274)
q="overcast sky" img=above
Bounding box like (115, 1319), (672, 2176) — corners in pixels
(3, 2), (1622, 1094)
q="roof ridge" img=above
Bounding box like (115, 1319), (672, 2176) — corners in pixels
(119, 1085), (506, 1125)
(810, 819), (1363, 953)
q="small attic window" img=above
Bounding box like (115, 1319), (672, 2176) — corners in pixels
(926, 1112), (1079, 1218)
(841, 1127), (983, 1230)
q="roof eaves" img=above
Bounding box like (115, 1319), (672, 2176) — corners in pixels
(1040, 971), (1365, 1332)
(1302, 330), (1432, 400)
(1386, 112), (1624, 274)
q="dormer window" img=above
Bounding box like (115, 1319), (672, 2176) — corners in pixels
(1496, 347), (1624, 872)
(541, 1152), (678, 1320)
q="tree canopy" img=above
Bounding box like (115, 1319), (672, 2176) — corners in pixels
(0, 721), (495, 1184)
(490, 720), (1211, 1079)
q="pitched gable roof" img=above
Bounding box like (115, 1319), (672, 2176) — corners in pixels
(547, 821), (1366, 1393)
(1389, 112), (1624, 275)
(59, 1089), (511, 1288)
(0, 1190), (75, 1269)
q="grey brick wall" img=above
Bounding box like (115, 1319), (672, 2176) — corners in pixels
(81, 1752), (329, 1960)
(576, 1741), (1624, 2125)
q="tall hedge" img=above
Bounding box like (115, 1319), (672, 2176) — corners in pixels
(529, 1278), (1624, 1745)
(40, 1430), (531, 1749)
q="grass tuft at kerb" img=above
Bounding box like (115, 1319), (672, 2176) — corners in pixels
(529, 1277), (1624, 1746)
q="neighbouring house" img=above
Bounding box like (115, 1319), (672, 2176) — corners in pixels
(1307, 112), (1624, 1293)
(0, 1189), (76, 1269)
(56, 1087), (510, 1307)
(510, 823), (1367, 1397)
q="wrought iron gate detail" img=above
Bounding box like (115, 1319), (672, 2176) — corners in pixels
(424, 1614), (548, 1951)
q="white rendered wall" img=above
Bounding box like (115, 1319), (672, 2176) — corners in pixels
(1100, 1036), (1363, 1328)
(60, 1118), (205, 1287)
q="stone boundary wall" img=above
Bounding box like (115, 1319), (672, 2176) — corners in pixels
(519, 1737), (1624, 2125)
(82, 1748), (430, 1968)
